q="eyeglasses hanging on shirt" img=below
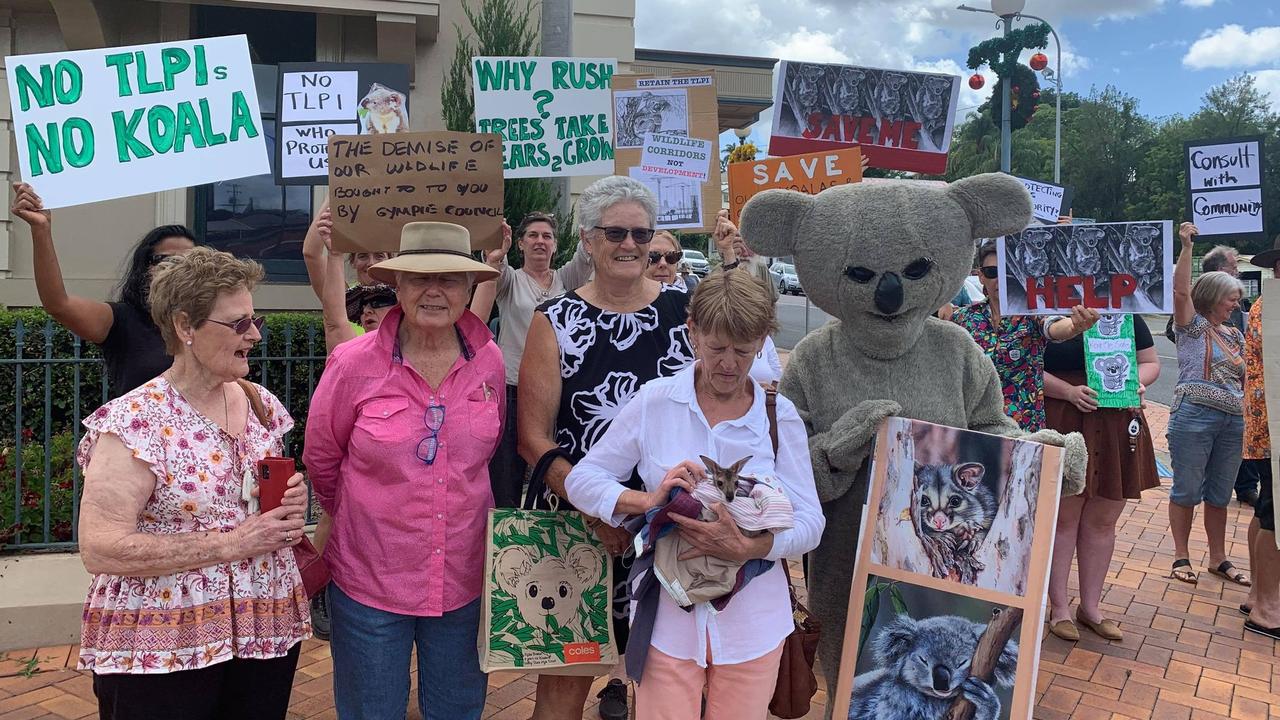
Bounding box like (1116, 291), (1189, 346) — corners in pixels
(416, 403), (446, 465)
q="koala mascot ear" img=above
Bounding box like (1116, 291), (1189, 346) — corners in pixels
(740, 189), (816, 258)
(944, 173), (1034, 239)
(494, 546), (535, 596)
(993, 635), (1020, 688)
(564, 544), (604, 585)
(874, 615), (919, 664)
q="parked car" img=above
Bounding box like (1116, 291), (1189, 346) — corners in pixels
(684, 249), (710, 276)
(773, 262), (802, 295)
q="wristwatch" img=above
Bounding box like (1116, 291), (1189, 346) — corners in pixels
(721, 260), (741, 270)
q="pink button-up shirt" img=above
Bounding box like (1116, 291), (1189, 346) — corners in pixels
(304, 307), (505, 616)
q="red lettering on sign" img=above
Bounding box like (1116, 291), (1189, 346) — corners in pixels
(1025, 274), (1140, 310)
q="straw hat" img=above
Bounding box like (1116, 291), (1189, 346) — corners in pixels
(1248, 234), (1280, 270)
(367, 222), (500, 285)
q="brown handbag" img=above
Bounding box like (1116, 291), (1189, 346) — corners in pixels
(237, 379), (332, 598)
(764, 387), (822, 718)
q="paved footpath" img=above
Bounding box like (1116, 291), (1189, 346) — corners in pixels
(3, 404), (1278, 719)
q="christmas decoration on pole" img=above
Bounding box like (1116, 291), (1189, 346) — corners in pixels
(969, 73), (986, 90)
(967, 22), (1051, 133)
(1029, 52), (1049, 71)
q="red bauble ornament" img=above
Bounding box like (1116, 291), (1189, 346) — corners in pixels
(1030, 53), (1049, 71)
(969, 73), (985, 90)
(1012, 85), (1021, 94)
(1032, 91), (1041, 100)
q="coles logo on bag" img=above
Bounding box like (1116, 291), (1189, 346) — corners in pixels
(562, 642), (602, 664)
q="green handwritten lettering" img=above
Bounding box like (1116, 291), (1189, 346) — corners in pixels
(112, 109), (154, 162)
(104, 53), (135, 97)
(161, 48), (190, 91)
(173, 101), (207, 152)
(228, 91), (259, 141)
(23, 122), (61, 176)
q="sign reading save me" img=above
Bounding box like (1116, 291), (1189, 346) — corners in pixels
(5, 35), (268, 208)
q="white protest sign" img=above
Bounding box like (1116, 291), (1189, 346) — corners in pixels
(280, 123), (358, 179)
(1190, 187), (1265, 236)
(639, 133), (711, 181)
(1187, 139), (1262, 190)
(280, 70), (358, 122)
(6, 35), (267, 209)
(472, 56), (617, 178)
(1016, 176), (1073, 224)
(1185, 136), (1266, 241)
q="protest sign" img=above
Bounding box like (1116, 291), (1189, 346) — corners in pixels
(327, 131), (504, 252)
(613, 70), (720, 231)
(472, 57), (616, 178)
(830, 417), (1062, 720)
(1262, 280), (1280, 548)
(726, 146), (863, 223)
(276, 63), (411, 184)
(997, 221), (1174, 315)
(5, 35), (267, 208)
(768, 61), (960, 175)
(1084, 314), (1140, 408)
(1016, 176), (1073, 224)
(1185, 136), (1266, 241)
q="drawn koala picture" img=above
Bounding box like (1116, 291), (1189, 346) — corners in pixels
(1096, 313), (1124, 337)
(849, 614), (1018, 720)
(493, 544), (603, 634)
(359, 83), (409, 135)
(1092, 353), (1132, 393)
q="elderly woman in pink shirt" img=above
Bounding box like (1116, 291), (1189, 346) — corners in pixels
(304, 222), (504, 720)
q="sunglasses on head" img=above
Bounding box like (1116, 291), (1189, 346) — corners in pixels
(980, 266), (999, 279)
(594, 226), (656, 244)
(204, 315), (266, 335)
(648, 250), (683, 265)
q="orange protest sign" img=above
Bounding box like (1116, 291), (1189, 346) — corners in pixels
(726, 146), (863, 223)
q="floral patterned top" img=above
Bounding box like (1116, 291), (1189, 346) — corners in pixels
(75, 377), (310, 675)
(1244, 298), (1268, 459)
(952, 300), (1061, 432)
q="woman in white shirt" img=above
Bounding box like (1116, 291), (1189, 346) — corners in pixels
(750, 335), (783, 386)
(564, 269), (824, 720)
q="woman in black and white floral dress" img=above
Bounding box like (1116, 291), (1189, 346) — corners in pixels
(518, 176), (693, 719)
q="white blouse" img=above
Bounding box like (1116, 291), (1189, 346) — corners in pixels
(564, 363), (824, 666)
(750, 335), (783, 385)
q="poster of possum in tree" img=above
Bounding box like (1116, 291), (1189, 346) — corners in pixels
(831, 417), (1064, 720)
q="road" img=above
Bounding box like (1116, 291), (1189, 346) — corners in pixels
(774, 300), (1182, 408)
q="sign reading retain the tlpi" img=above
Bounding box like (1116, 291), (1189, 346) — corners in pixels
(5, 35), (268, 208)
(1185, 136), (1266, 242)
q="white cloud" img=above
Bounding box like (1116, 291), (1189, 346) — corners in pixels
(1183, 25), (1280, 69)
(1181, 0), (1214, 6)
(1253, 69), (1280, 111)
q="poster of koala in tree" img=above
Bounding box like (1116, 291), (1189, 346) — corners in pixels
(480, 508), (616, 675)
(1083, 314), (1141, 408)
(832, 418), (1064, 720)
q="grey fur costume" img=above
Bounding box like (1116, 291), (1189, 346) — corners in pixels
(739, 173), (1087, 716)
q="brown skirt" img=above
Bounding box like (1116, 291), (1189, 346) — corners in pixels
(1044, 371), (1160, 501)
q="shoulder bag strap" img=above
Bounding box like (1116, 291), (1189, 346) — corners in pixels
(235, 379), (271, 427)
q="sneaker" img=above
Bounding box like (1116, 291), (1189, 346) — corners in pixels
(310, 586), (331, 641)
(596, 678), (627, 720)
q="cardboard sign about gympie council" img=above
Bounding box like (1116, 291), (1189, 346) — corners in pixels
(471, 57), (617, 178)
(613, 71), (721, 232)
(726, 146), (863, 224)
(5, 35), (267, 208)
(1185, 136), (1266, 242)
(327, 131), (504, 252)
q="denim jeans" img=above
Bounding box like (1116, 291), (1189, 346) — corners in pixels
(1167, 400), (1244, 508)
(329, 584), (487, 720)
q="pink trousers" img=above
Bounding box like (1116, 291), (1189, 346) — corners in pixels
(634, 640), (784, 720)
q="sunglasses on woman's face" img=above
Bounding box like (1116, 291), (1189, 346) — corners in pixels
(980, 266), (999, 280)
(648, 250), (683, 265)
(594, 226), (656, 244)
(365, 296), (397, 311)
(204, 315), (266, 335)
(149, 253), (178, 266)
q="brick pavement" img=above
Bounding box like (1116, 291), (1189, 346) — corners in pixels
(3, 404), (1277, 719)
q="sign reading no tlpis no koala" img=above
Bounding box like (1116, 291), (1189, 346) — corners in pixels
(5, 35), (268, 208)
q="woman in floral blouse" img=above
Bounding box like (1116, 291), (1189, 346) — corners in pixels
(951, 239), (1099, 431)
(76, 248), (311, 720)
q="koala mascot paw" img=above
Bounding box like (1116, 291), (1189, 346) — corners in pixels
(827, 399), (903, 469)
(1019, 429), (1088, 497)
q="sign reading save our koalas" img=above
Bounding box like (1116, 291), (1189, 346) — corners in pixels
(480, 509), (617, 674)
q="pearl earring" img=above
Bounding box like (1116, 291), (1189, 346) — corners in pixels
(185, 340), (192, 346)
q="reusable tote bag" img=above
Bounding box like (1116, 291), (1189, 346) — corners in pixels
(479, 505), (618, 676)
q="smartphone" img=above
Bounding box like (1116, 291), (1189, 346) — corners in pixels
(256, 457), (296, 512)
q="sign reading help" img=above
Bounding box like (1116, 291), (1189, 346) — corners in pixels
(472, 57), (617, 178)
(6, 35), (268, 208)
(327, 131), (505, 253)
(1084, 314), (1141, 408)
(727, 146), (862, 223)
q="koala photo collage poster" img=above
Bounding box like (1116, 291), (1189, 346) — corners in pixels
(832, 418), (1064, 720)
(996, 221), (1175, 316)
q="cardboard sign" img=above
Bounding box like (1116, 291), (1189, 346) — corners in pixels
(276, 62), (411, 184)
(1084, 314), (1140, 408)
(471, 56), (617, 178)
(831, 418), (1062, 720)
(768, 61), (960, 175)
(726, 147), (862, 224)
(613, 71), (721, 232)
(1261, 281), (1280, 547)
(1016, 176), (1073, 224)
(997, 221), (1174, 315)
(1185, 136), (1266, 241)
(326, 131), (504, 252)
(5, 35), (267, 208)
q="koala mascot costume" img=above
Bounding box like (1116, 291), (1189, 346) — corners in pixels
(739, 172), (1087, 705)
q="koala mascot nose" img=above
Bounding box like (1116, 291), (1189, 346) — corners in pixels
(541, 597), (555, 611)
(932, 664), (951, 693)
(875, 272), (904, 315)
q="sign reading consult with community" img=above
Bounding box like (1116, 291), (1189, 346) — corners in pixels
(5, 35), (268, 208)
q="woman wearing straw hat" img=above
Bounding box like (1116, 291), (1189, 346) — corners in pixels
(304, 222), (505, 720)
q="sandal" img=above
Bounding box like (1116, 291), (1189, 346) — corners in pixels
(1170, 558), (1198, 585)
(1208, 561), (1252, 587)
(1243, 619), (1280, 640)
(1240, 604), (1252, 616)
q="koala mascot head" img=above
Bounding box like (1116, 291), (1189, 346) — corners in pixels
(740, 174), (1032, 359)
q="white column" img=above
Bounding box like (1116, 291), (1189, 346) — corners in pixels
(153, 3), (191, 228)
